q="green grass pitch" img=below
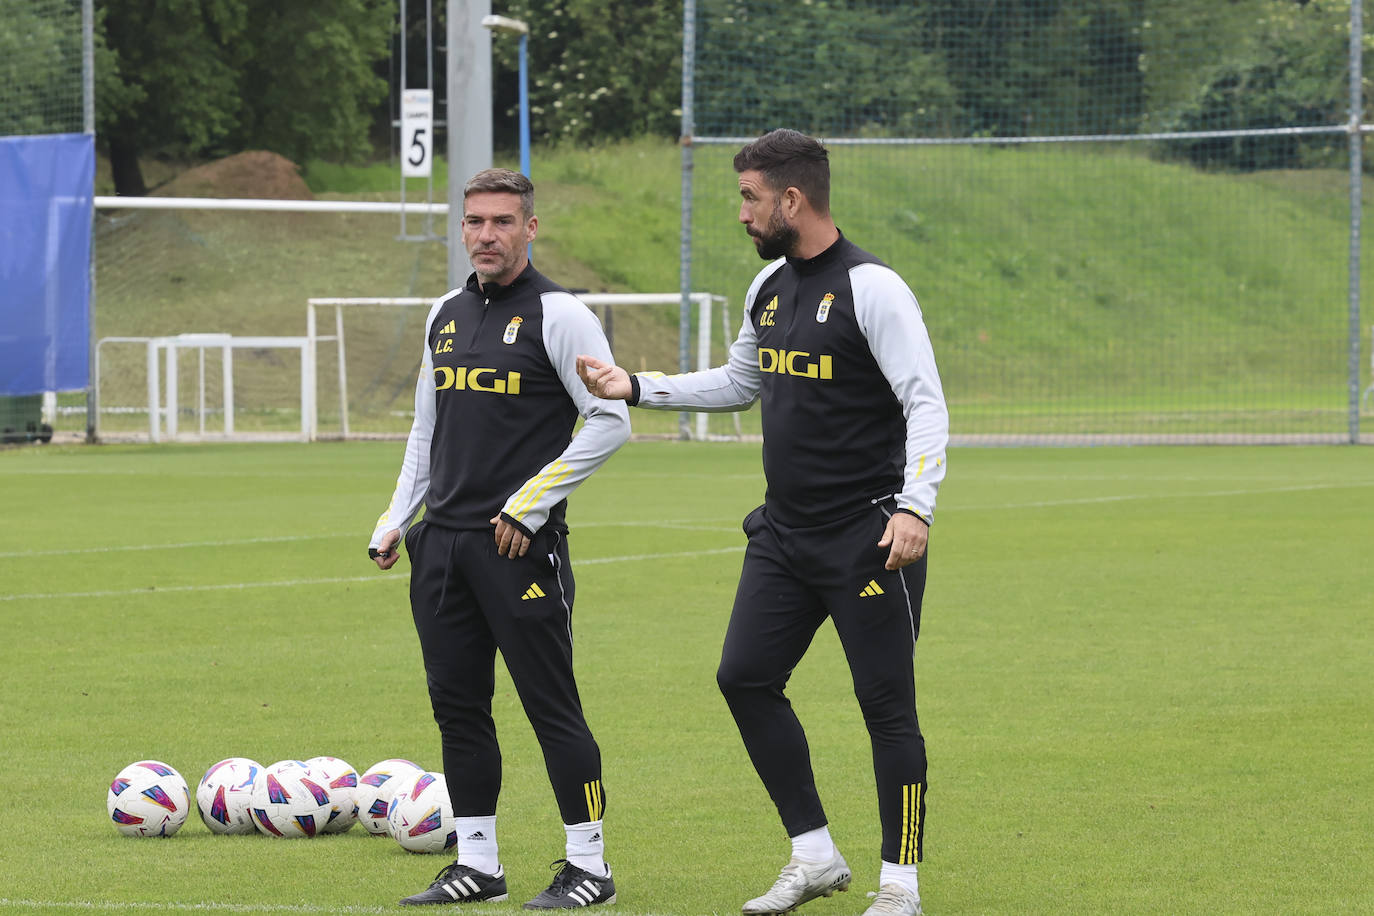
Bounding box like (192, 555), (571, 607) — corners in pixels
(1, 440), (1371, 915)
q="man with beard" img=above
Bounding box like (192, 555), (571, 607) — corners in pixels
(371, 168), (628, 909)
(577, 129), (948, 916)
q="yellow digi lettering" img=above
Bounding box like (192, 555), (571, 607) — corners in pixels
(785, 350), (817, 378)
(759, 347), (833, 380)
(433, 366), (521, 394)
(466, 367), (501, 392)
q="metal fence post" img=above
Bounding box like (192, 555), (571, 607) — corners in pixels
(1350, 0), (1365, 444)
(678, 0), (698, 440)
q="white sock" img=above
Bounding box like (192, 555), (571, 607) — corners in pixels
(455, 815), (499, 875)
(879, 861), (920, 899)
(790, 826), (838, 863)
(565, 819), (607, 876)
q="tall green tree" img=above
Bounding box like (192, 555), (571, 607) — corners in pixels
(694, 0), (961, 138)
(487, 0), (683, 146)
(97, 0), (391, 196)
(1152, 0), (1356, 169)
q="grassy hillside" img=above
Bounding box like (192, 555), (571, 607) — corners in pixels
(89, 138), (1370, 439)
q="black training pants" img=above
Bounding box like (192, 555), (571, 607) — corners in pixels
(405, 520), (606, 825)
(717, 502), (928, 864)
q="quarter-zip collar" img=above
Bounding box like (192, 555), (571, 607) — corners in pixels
(465, 261), (538, 301)
(786, 229), (848, 276)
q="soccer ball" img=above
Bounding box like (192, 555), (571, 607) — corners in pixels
(107, 760), (191, 837)
(306, 755), (359, 834)
(196, 757), (262, 835)
(248, 760), (334, 838)
(355, 758), (424, 835)
(386, 770), (456, 854)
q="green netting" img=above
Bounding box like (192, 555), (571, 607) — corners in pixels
(687, 0), (1369, 442)
(0, 0), (86, 137)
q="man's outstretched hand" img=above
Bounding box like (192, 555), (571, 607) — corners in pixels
(576, 355), (633, 401)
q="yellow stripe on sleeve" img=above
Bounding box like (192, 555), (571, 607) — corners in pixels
(508, 461), (573, 519)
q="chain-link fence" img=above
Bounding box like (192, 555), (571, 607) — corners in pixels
(682, 0), (1370, 443)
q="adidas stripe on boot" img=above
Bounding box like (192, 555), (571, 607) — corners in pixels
(523, 859), (616, 909)
(399, 862), (509, 905)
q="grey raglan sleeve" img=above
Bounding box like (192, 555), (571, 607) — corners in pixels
(630, 260), (781, 411)
(851, 262), (949, 525)
(369, 297), (448, 548)
(498, 291), (631, 534)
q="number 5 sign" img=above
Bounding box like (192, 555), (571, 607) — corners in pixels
(401, 89), (433, 177)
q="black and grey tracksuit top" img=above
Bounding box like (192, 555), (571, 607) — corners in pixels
(630, 232), (948, 528)
(371, 264), (630, 545)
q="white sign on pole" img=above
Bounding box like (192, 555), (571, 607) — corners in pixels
(401, 89), (434, 177)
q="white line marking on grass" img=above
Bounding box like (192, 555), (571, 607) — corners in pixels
(0, 574), (393, 602)
(0, 547), (745, 602)
(0, 534), (346, 559)
(0, 521), (742, 559)
(579, 546), (743, 565)
(960, 480), (1374, 511)
(580, 520), (741, 532)
(0, 900), (689, 916)
(0, 900), (388, 914)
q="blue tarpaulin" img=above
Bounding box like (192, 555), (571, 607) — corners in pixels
(0, 133), (94, 396)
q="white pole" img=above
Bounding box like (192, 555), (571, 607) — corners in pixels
(336, 305), (350, 438)
(197, 345), (206, 437)
(165, 344), (178, 439)
(222, 344), (234, 436)
(447, 0), (493, 289)
(301, 339), (316, 441)
(306, 304), (318, 438)
(146, 340), (160, 443)
(695, 293), (711, 440)
(725, 298), (742, 439)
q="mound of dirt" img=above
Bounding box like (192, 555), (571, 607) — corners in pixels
(155, 151), (314, 200)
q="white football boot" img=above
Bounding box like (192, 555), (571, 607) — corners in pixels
(861, 884), (923, 916)
(740, 852), (851, 915)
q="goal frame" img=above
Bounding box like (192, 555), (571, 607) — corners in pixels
(305, 293), (736, 440)
(93, 333), (316, 442)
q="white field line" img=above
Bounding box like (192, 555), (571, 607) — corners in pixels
(0, 547), (745, 603)
(4, 480), (1369, 561)
(0, 520), (741, 560)
(957, 480), (1374, 511)
(0, 900), (389, 914)
(0, 534), (340, 559)
(0, 901), (692, 916)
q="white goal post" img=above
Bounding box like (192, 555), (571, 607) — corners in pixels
(305, 293), (739, 440)
(94, 333), (317, 442)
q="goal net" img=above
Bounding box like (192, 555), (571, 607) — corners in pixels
(306, 294), (742, 440)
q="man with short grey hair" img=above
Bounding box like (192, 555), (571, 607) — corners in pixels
(371, 167), (628, 909)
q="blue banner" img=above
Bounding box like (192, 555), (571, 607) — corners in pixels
(0, 133), (94, 395)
